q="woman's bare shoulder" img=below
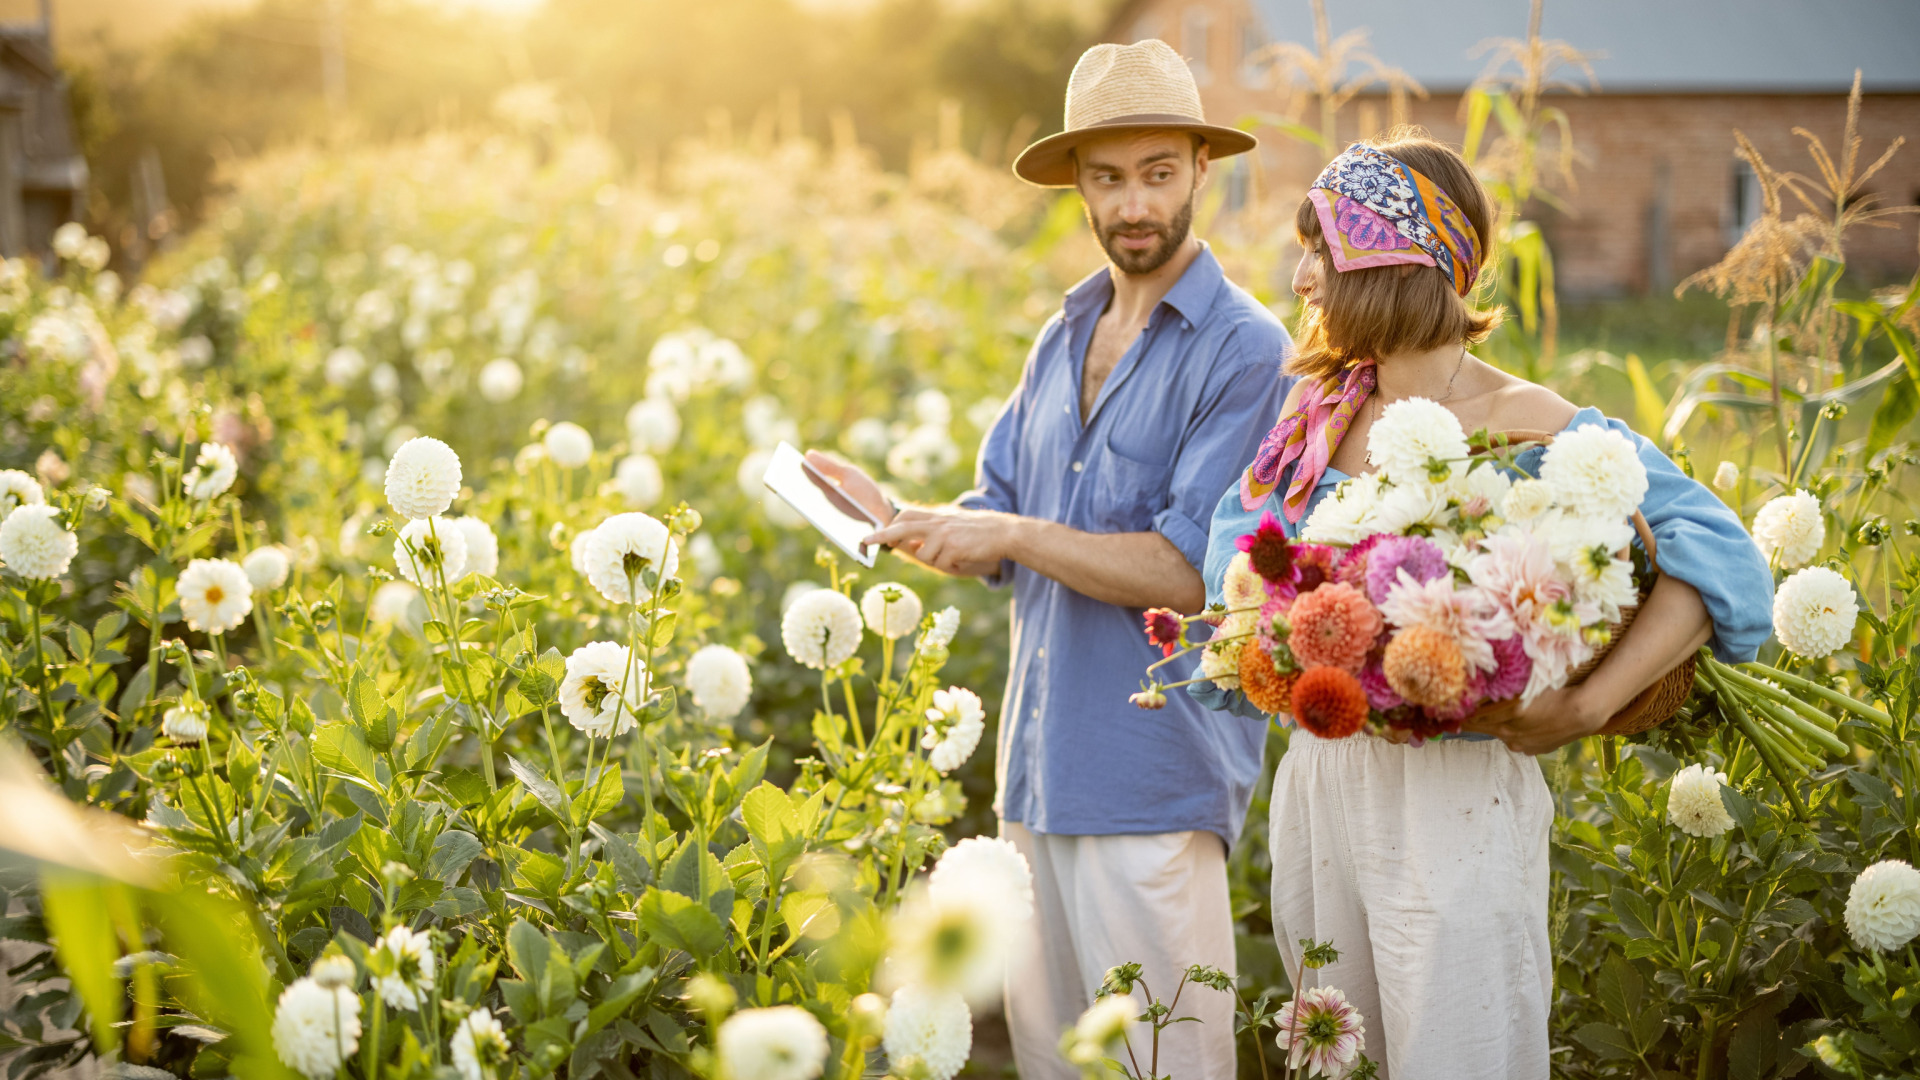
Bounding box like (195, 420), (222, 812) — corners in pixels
(1477, 369), (1580, 434)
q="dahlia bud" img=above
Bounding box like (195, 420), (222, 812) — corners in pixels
(1856, 517), (1891, 546)
(1129, 687), (1168, 710)
(311, 954), (357, 990)
(848, 993), (887, 1041)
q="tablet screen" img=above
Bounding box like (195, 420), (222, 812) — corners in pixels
(761, 442), (882, 567)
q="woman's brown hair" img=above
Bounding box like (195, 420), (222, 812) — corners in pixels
(1288, 128), (1504, 383)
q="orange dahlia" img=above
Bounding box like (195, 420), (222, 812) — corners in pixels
(1382, 625), (1468, 709)
(1290, 666), (1370, 739)
(1287, 582), (1383, 673)
(1238, 637), (1298, 716)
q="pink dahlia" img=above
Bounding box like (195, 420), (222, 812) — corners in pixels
(1475, 633), (1533, 702)
(1377, 571), (1514, 676)
(1358, 659), (1404, 711)
(1361, 535), (1450, 605)
(1466, 534), (1593, 701)
(1237, 510), (1294, 585)
(1142, 607), (1183, 657)
(1257, 595), (1291, 653)
(1276, 985), (1366, 1078)
(1286, 583), (1383, 673)
(1287, 543), (1341, 599)
(1336, 533), (1391, 591)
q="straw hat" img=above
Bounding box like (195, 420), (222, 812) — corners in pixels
(1014, 39), (1257, 187)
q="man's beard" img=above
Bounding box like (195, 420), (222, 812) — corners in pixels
(1091, 190), (1195, 275)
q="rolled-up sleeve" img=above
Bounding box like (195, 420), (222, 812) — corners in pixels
(1583, 416), (1775, 662)
(1153, 329), (1290, 572)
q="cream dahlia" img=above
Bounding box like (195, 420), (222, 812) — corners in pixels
(861, 582), (924, 641)
(923, 687), (986, 773)
(450, 1008), (511, 1080)
(1772, 566), (1857, 659)
(372, 925), (435, 1011)
(0, 504), (76, 579)
(625, 397), (681, 452)
(584, 512), (680, 604)
(882, 986), (972, 1080)
(1752, 489), (1825, 567)
(272, 977), (361, 1080)
(394, 517), (469, 587)
(0, 469), (44, 515)
(1667, 763), (1735, 838)
(177, 558), (254, 633)
(1846, 860), (1920, 953)
(919, 606), (962, 653)
(928, 836), (1035, 922)
(781, 588), (862, 670)
(685, 644), (753, 720)
(543, 421), (594, 469)
(183, 442), (239, 501)
(1367, 397), (1469, 485)
(716, 1006), (829, 1080)
(384, 436), (463, 520)
(450, 516), (499, 581)
(613, 454), (664, 509)
(1537, 425), (1648, 524)
(559, 641), (650, 738)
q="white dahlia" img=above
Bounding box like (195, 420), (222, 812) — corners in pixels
(272, 977), (361, 1080)
(543, 421), (594, 469)
(1064, 994), (1139, 1066)
(1666, 763), (1735, 838)
(560, 641), (650, 738)
(1222, 552), (1267, 612)
(1773, 566), (1858, 659)
(1300, 473), (1386, 546)
(625, 397), (681, 453)
(394, 517), (469, 587)
(919, 606), (961, 653)
(369, 581), (421, 625)
(1370, 479), (1455, 537)
(882, 985), (972, 1080)
(1502, 478), (1557, 523)
(613, 454), (664, 509)
(885, 882), (1013, 1005)
(922, 687), (986, 773)
(477, 357), (523, 402)
(384, 437), (463, 520)
(1537, 425), (1648, 524)
(243, 546), (291, 591)
(716, 1006), (829, 1080)
(781, 588), (863, 670)
(583, 512), (680, 604)
(450, 1007), (511, 1080)
(862, 582), (924, 641)
(685, 644), (753, 720)
(0, 504), (76, 579)
(177, 558), (253, 633)
(1752, 489), (1825, 568)
(569, 525), (599, 574)
(184, 442), (239, 501)
(1712, 460), (1740, 492)
(1198, 611), (1255, 691)
(309, 954), (356, 990)
(1845, 860), (1920, 953)
(450, 516), (499, 581)
(162, 702), (210, 743)
(1366, 398), (1469, 485)
(0, 469), (44, 515)
(929, 836), (1035, 923)
(373, 925), (435, 1011)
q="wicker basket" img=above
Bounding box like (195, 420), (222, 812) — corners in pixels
(1479, 430), (1695, 736)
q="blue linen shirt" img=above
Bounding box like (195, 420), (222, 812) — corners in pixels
(958, 245), (1291, 848)
(1191, 401), (1775, 721)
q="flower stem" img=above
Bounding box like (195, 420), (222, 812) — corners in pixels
(27, 595), (64, 783)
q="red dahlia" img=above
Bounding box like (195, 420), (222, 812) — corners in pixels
(1236, 510), (1294, 585)
(1142, 607), (1183, 656)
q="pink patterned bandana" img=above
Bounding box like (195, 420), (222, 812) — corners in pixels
(1239, 360), (1376, 521)
(1307, 144), (1482, 296)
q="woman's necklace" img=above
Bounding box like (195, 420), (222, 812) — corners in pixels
(1373, 343), (1468, 422)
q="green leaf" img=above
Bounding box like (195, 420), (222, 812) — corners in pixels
(585, 971), (652, 1038)
(1574, 1022), (1639, 1061)
(507, 755), (568, 822)
(638, 888), (726, 959)
(1623, 354), (1669, 448)
(38, 870), (121, 1053)
(507, 919), (550, 993)
(1609, 884), (1659, 940)
(427, 831), (485, 884)
(311, 724), (380, 789)
(571, 766), (624, 826)
(517, 648), (564, 707)
(1869, 368), (1918, 457)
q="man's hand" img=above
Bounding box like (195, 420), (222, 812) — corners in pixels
(803, 450), (895, 527)
(866, 507), (1017, 578)
(1460, 684), (1608, 756)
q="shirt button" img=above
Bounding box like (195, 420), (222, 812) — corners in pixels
(1071, 461), (1083, 472)
(1037, 647), (1046, 658)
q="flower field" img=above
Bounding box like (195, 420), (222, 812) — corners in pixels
(1, 94), (1918, 1080)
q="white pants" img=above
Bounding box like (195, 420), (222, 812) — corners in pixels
(1268, 731), (1554, 1080)
(1002, 821), (1239, 1080)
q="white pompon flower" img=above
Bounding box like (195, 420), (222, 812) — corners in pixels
(372, 926), (435, 1011)
(0, 469), (45, 515)
(1199, 610), (1256, 690)
(1222, 552), (1267, 612)
(543, 421), (594, 469)
(450, 516), (499, 581)
(1366, 398), (1469, 485)
(272, 977), (362, 1080)
(1666, 763), (1735, 838)
(177, 558), (254, 633)
(183, 442), (239, 501)
(1752, 489), (1825, 568)
(0, 504), (76, 579)
(1845, 860), (1920, 953)
(1772, 566), (1858, 659)
(161, 702), (210, 743)
(922, 687), (986, 773)
(918, 606), (961, 653)
(882, 985), (972, 1080)
(1064, 994), (1139, 1066)
(384, 436), (463, 520)
(1300, 473), (1386, 546)
(685, 644), (753, 720)
(478, 357), (523, 402)
(781, 588), (862, 670)
(1537, 425), (1649, 524)
(243, 546), (291, 591)
(583, 512), (680, 604)
(1502, 478), (1557, 523)
(929, 836), (1035, 923)
(716, 1006), (829, 1080)
(613, 454), (664, 509)
(309, 954), (356, 990)
(625, 397), (681, 452)
(1712, 460), (1740, 492)
(885, 882), (1013, 1005)
(559, 641), (650, 738)
(569, 525), (599, 574)
(394, 517), (469, 587)
(861, 582), (924, 641)
(450, 1007), (511, 1080)
(369, 581), (421, 625)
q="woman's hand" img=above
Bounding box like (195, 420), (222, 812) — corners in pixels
(1459, 686), (1608, 755)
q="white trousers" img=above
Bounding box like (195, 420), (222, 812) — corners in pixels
(1002, 821), (1239, 1080)
(1268, 731), (1554, 1080)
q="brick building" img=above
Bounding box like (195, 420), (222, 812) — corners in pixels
(1107, 0), (1920, 297)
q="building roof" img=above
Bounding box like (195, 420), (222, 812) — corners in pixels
(1240, 0), (1920, 93)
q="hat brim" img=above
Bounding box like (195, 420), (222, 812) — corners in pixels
(1012, 115), (1258, 188)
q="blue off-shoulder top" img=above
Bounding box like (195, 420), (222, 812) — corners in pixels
(1190, 403), (1775, 719)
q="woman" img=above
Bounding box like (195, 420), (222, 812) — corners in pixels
(1193, 131), (1773, 1077)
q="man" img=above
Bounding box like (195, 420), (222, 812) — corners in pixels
(809, 39), (1289, 1077)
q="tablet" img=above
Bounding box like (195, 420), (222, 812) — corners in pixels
(762, 442), (882, 567)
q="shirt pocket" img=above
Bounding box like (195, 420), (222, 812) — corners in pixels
(1094, 433), (1174, 533)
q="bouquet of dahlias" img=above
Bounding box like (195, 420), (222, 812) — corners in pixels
(1139, 399), (1662, 742)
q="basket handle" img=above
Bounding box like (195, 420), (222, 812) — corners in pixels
(1474, 428), (1660, 564)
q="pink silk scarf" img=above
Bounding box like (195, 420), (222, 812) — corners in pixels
(1239, 360), (1377, 520)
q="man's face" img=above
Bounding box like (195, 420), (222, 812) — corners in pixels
(1075, 130), (1209, 276)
